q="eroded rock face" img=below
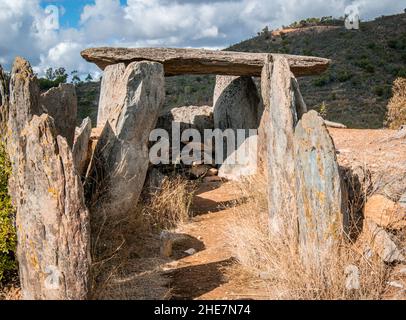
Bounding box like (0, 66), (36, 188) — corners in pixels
(97, 63), (126, 127)
(15, 114), (91, 300)
(364, 195), (406, 230)
(73, 117), (92, 178)
(40, 83), (78, 147)
(364, 220), (405, 263)
(294, 110), (346, 266)
(262, 55), (298, 232)
(86, 61), (165, 225)
(7, 57), (41, 163)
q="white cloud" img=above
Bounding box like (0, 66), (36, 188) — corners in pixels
(0, 0), (404, 75)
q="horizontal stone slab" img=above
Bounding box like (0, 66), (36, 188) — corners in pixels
(81, 47), (330, 77)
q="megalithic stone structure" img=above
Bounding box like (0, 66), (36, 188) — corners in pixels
(7, 57), (91, 300)
(39, 83), (78, 148)
(81, 47), (331, 77)
(260, 54), (348, 270)
(294, 110), (348, 268)
(85, 61), (165, 228)
(261, 55), (300, 233)
(213, 75), (262, 180)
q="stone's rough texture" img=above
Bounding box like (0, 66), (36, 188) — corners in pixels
(85, 61), (165, 224)
(291, 76), (307, 119)
(39, 83), (78, 147)
(213, 76), (261, 131)
(365, 220), (405, 263)
(7, 57), (41, 160)
(143, 168), (167, 195)
(345, 265), (361, 290)
(97, 63), (126, 127)
(257, 59), (272, 174)
(14, 114), (91, 300)
(156, 105), (213, 136)
(294, 110), (346, 266)
(364, 195), (406, 230)
(264, 55), (298, 231)
(214, 75), (261, 179)
(81, 47), (331, 77)
(73, 117), (92, 177)
(0, 65), (9, 138)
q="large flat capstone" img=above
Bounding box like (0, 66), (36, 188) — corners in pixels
(81, 47), (330, 77)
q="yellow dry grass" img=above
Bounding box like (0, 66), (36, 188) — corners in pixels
(227, 175), (391, 300)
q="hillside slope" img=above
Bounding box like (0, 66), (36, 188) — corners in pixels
(229, 13), (406, 128)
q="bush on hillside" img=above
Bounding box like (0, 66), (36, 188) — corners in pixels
(386, 77), (406, 129)
(0, 143), (16, 282)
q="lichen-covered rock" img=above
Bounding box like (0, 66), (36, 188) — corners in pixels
(97, 63), (126, 127)
(262, 55), (298, 232)
(0, 65), (9, 138)
(294, 110), (347, 267)
(73, 117), (92, 178)
(7, 57), (41, 165)
(86, 61), (165, 225)
(40, 83), (78, 147)
(15, 114), (91, 300)
(156, 105), (213, 136)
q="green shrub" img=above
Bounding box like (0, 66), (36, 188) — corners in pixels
(0, 143), (16, 282)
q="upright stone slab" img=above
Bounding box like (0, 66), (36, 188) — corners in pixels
(15, 114), (91, 300)
(214, 75), (261, 179)
(7, 57), (41, 163)
(294, 110), (346, 268)
(73, 117), (92, 178)
(40, 83), (78, 147)
(213, 75), (261, 131)
(0, 65), (9, 139)
(86, 61), (165, 225)
(262, 55), (299, 232)
(97, 63), (126, 127)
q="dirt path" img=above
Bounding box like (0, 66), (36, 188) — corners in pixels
(162, 181), (269, 300)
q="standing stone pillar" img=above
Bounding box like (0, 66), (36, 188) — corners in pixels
(294, 111), (347, 268)
(0, 65), (9, 139)
(85, 61), (165, 228)
(96, 63), (126, 128)
(7, 57), (91, 300)
(213, 75), (262, 180)
(262, 54), (347, 270)
(261, 55), (299, 233)
(39, 83), (78, 148)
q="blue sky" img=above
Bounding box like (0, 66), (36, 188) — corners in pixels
(1, 0), (405, 77)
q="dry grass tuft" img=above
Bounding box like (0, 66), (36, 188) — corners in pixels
(142, 176), (196, 230)
(386, 77), (406, 130)
(89, 175), (195, 299)
(227, 175), (391, 300)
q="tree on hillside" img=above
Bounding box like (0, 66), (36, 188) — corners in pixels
(38, 67), (68, 91)
(71, 70), (81, 85)
(85, 74), (93, 82)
